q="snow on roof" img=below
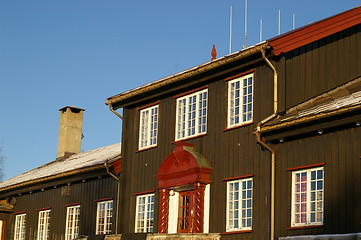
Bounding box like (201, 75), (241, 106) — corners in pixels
(0, 143), (121, 189)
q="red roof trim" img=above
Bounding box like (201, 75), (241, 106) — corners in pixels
(269, 6), (361, 55)
(137, 101), (160, 111)
(287, 163), (325, 171)
(222, 230), (252, 235)
(286, 225), (323, 230)
(173, 86), (208, 99)
(94, 198), (113, 202)
(133, 190), (156, 196)
(36, 207), (51, 211)
(12, 211), (26, 215)
(222, 174), (254, 182)
(224, 70), (254, 82)
(64, 203), (80, 207)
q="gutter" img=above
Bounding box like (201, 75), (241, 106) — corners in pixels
(106, 42), (269, 109)
(255, 48), (278, 240)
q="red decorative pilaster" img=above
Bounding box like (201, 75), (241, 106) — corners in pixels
(193, 183), (205, 233)
(158, 189), (170, 233)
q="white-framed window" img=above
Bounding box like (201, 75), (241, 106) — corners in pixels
(227, 73), (253, 128)
(226, 178), (253, 232)
(65, 205), (80, 240)
(139, 105), (159, 150)
(176, 89), (208, 140)
(135, 193), (155, 233)
(291, 167), (324, 227)
(14, 213), (26, 240)
(96, 200), (113, 235)
(37, 209), (50, 240)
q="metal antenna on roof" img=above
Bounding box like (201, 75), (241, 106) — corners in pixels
(229, 5), (233, 54)
(278, 10), (281, 35)
(260, 19), (263, 42)
(293, 13), (296, 30)
(243, 0), (248, 48)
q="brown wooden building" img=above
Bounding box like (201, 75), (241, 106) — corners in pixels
(106, 6), (361, 240)
(0, 106), (122, 240)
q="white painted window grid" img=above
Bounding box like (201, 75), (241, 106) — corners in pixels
(14, 213), (26, 240)
(96, 200), (113, 235)
(37, 210), (50, 240)
(175, 89), (208, 140)
(139, 105), (159, 150)
(65, 205), (80, 240)
(291, 167), (324, 227)
(135, 193), (155, 233)
(226, 178), (253, 232)
(227, 73), (253, 128)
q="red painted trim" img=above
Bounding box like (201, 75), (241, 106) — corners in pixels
(36, 207), (51, 211)
(12, 211), (26, 215)
(136, 145), (157, 153)
(223, 122), (253, 132)
(223, 174), (254, 182)
(173, 86), (208, 99)
(137, 101), (160, 111)
(269, 6), (361, 55)
(286, 225), (323, 230)
(222, 230), (252, 235)
(224, 70), (255, 82)
(287, 163), (325, 171)
(64, 203), (80, 207)
(133, 190), (156, 196)
(172, 133), (207, 143)
(94, 198), (113, 202)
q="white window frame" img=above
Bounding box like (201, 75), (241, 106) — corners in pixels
(227, 73), (254, 128)
(14, 213), (26, 240)
(135, 193), (155, 233)
(139, 105), (159, 150)
(226, 178), (253, 232)
(175, 89), (208, 140)
(291, 167), (324, 227)
(37, 209), (50, 240)
(65, 205), (80, 240)
(96, 200), (113, 235)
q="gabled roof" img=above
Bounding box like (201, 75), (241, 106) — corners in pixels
(269, 6), (361, 55)
(260, 76), (361, 133)
(0, 143), (121, 192)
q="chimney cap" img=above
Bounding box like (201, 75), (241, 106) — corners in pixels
(59, 106), (85, 113)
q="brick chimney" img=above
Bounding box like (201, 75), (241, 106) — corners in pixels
(56, 106), (85, 160)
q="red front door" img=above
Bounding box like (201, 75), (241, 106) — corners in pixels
(177, 190), (194, 233)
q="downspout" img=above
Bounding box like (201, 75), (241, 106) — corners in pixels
(106, 104), (123, 235)
(109, 105), (123, 119)
(256, 48), (278, 240)
(105, 161), (121, 235)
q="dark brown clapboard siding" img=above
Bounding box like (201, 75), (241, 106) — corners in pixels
(281, 24), (361, 109)
(273, 126), (361, 238)
(1, 175), (117, 240)
(119, 61), (275, 240)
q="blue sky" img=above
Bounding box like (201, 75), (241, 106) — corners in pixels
(0, 1), (358, 180)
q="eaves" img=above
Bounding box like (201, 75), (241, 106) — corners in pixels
(106, 42), (269, 109)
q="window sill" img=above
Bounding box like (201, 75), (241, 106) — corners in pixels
(222, 230), (252, 235)
(136, 145), (157, 153)
(174, 133), (207, 142)
(223, 122), (253, 132)
(286, 225), (323, 230)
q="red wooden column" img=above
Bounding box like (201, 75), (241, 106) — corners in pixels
(158, 188), (170, 233)
(192, 183), (205, 233)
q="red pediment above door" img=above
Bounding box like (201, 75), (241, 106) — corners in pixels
(156, 141), (212, 189)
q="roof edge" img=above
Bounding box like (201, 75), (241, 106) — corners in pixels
(106, 42), (269, 109)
